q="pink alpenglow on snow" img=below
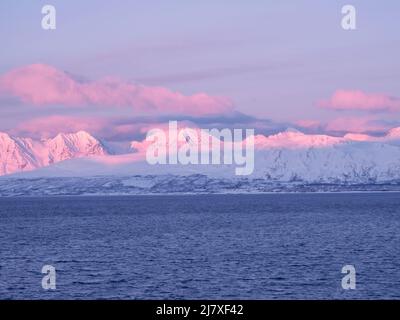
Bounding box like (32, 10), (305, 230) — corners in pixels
(252, 129), (342, 149)
(135, 122), (255, 176)
(0, 130), (107, 175)
(3, 126), (400, 176)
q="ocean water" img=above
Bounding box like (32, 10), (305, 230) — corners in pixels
(0, 193), (399, 300)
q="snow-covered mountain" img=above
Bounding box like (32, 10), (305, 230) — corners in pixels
(0, 132), (38, 175)
(2, 128), (400, 195)
(0, 130), (108, 175)
(256, 141), (400, 183)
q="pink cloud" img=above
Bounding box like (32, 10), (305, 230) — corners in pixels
(0, 64), (233, 116)
(297, 117), (393, 136)
(295, 119), (322, 130)
(12, 115), (108, 139)
(317, 90), (400, 112)
(325, 117), (388, 133)
(12, 114), (202, 141)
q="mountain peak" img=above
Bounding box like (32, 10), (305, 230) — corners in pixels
(386, 127), (400, 139)
(54, 130), (94, 139)
(75, 130), (94, 138)
(0, 131), (109, 175)
(284, 127), (303, 134)
(0, 131), (12, 140)
(46, 131), (107, 163)
(344, 133), (375, 142)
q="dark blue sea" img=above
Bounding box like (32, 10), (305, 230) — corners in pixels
(0, 193), (399, 299)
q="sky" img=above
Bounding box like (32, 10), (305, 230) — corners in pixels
(0, 0), (400, 140)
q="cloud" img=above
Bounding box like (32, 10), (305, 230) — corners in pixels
(11, 110), (288, 142)
(295, 117), (395, 135)
(317, 90), (400, 112)
(324, 117), (389, 134)
(295, 119), (323, 132)
(135, 63), (288, 85)
(0, 64), (233, 116)
(12, 115), (109, 139)
(12, 115), (161, 141)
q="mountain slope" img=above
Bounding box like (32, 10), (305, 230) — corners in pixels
(45, 130), (108, 163)
(256, 142), (400, 183)
(3, 128), (400, 186)
(6, 137), (400, 185)
(0, 133), (38, 175)
(0, 131), (108, 175)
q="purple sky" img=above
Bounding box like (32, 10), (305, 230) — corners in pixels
(0, 1), (400, 140)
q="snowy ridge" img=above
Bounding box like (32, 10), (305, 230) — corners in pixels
(2, 128), (400, 194)
(0, 130), (107, 175)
